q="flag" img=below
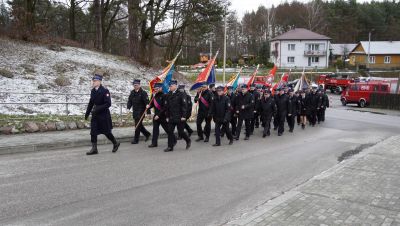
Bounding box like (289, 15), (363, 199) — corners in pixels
(190, 51), (219, 91)
(265, 65), (277, 85)
(294, 68), (309, 92)
(149, 50), (181, 94)
(246, 64), (260, 88)
(271, 71), (290, 94)
(224, 67), (242, 93)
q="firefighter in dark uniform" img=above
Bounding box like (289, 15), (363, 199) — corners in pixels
(295, 91), (302, 125)
(209, 83), (217, 97)
(275, 87), (289, 136)
(234, 84), (255, 140)
(85, 74), (120, 155)
(147, 83), (168, 148)
(307, 86), (319, 126)
(318, 89), (329, 123)
(299, 90), (308, 129)
(249, 84), (261, 134)
(226, 86), (237, 136)
(164, 80), (191, 152)
(286, 89), (297, 133)
(210, 86), (234, 146)
(273, 89), (279, 130)
(260, 89), (277, 137)
(127, 79), (151, 144)
(194, 84), (213, 142)
(179, 84), (193, 137)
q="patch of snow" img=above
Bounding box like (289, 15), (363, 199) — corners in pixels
(0, 38), (161, 115)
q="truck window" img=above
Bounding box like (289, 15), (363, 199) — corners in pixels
(350, 85), (358, 91)
(373, 85), (379, 91)
(381, 85), (388, 92)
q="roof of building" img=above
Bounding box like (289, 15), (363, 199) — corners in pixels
(271, 28), (331, 41)
(350, 41), (400, 55)
(330, 44), (357, 55)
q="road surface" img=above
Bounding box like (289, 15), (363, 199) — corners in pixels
(1, 99), (400, 226)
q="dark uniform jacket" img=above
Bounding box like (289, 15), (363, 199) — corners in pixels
(235, 92), (255, 119)
(227, 92), (236, 113)
(276, 93), (289, 116)
(194, 89), (213, 116)
(287, 95), (298, 115)
(165, 90), (187, 123)
(127, 88), (150, 119)
(149, 92), (167, 119)
(322, 93), (329, 109)
(85, 85), (113, 136)
(260, 97), (277, 120)
(306, 92), (319, 111)
(210, 95), (231, 123)
(250, 90), (261, 113)
(183, 91), (193, 119)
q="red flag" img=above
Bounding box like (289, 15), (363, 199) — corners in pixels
(246, 64), (260, 88)
(265, 65), (277, 85)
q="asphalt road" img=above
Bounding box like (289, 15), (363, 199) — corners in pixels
(1, 98), (400, 226)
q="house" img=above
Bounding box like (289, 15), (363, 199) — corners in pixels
(270, 28), (331, 69)
(330, 43), (357, 62)
(348, 41), (400, 69)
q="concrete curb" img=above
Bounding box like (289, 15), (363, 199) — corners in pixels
(0, 123), (206, 155)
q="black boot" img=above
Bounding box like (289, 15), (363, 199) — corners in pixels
(229, 139), (233, 145)
(148, 143), (157, 148)
(164, 147), (173, 152)
(195, 137), (204, 142)
(186, 139), (191, 150)
(145, 134), (151, 142)
(131, 139), (138, 144)
(112, 140), (120, 153)
(87, 143), (98, 155)
(204, 137), (209, 142)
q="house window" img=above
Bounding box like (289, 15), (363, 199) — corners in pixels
(368, 56), (375, 64)
(287, 57), (295, 63)
(288, 44), (295, 51)
(311, 57), (319, 63)
(384, 56), (391, 64)
(307, 44), (320, 51)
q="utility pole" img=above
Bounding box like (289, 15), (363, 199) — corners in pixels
(223, 7), (227, 84)
(209, 33), (213, 59)
(367, 29), (374, 70)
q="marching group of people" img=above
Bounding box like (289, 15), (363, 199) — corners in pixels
(84, 74), (329, 155)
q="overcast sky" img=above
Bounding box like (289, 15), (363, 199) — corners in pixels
(230, 0), (379, 18)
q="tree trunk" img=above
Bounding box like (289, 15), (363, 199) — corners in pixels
(94, 0), (102, 51)
(128, 0), (140, 59)
(69, 0), (76, 40)
(25, 0), (36, 32)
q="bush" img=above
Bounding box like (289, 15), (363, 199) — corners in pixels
(55, 75), (71, 86)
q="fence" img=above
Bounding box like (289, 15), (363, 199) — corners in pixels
(370, 93), (400, 110)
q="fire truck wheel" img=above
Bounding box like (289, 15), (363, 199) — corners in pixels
(359, 99), (366, 108)
(341, 99), (347, 106)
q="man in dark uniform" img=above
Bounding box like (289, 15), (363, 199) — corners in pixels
(295, 91), (302, 126)
(275, 88), (289, 136)
(249, 84), (261, 134)
(127, 79), (151, 144)
(179, 84), (193, 137)
(164, 80), (191, 152)
(308, 86), (319, 126)
(260, 89), (277, 137)
(209, 83), (217, 97)
(226, 86), (237, 136)
(235, 84), (255, 140)
(210, 86), (234, 146)
(273, 89), (279, 130)
(318, 89), (329, 123)
(194, 84), (213, 142)
(286, 89), (297, 133)
(147, 83), (168, 148)
(85, 74), (120, 155)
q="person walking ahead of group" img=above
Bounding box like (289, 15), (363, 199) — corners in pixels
(164, 80), (191, 152)
(275, 87), (289, 136)
(127, 79), (151, 144)
(210, 86), (234, 146)
(260, 89), (277, 138)
(194, 84), (213, 142)
(147, 83), (168, 148)
(85, 74), (120, 155)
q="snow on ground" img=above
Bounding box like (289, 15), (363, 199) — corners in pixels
(0, 38), (160, 115)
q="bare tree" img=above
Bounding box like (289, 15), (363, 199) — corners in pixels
(94, 0), (102, 50)
(302, 0), (326, 32)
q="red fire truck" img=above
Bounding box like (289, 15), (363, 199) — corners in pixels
(318, 73), (356, 94)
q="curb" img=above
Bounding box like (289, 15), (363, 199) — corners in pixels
(0, 129), (200, 156)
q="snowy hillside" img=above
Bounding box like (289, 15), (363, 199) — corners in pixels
(0, 38), (174, 115)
